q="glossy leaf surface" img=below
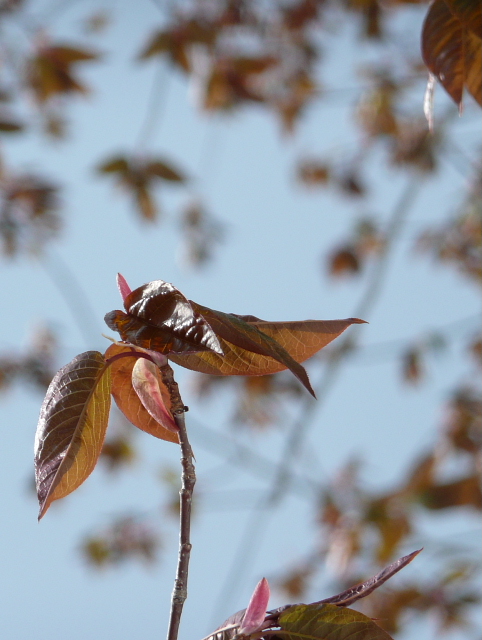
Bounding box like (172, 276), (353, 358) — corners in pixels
(35, 351), (111, 519)
(277, 603), (393, 640)
(105, 280), (223, 355)
(105, 344), (179, 443)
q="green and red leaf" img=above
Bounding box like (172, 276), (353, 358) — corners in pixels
(276, 602), (394, 640)
(34, 351), (111, 519)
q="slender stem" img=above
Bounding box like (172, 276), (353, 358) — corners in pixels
(161, 363), (195, 640)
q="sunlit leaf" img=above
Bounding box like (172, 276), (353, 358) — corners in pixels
(105, 280), (223, 355)
(106, 278), (364, 396)
(170, 317), (365, 381)
(131, 357), (177, 432)
(34, 351), (111, 519)
(189, 303), (316, 396)
(277, 603), (394, 640)
(105, 344), (179, 443)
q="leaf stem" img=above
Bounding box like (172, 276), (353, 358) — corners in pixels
(162, 364), (195, 640)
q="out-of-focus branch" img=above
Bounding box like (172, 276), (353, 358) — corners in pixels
(209, 175), (425, 623)
(136, 61), (171, 151)
(39, 251), (101, 347)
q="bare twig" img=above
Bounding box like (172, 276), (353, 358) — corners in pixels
(161, 363), (196, 640)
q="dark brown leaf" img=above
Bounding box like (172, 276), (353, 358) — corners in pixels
(444, 0), (482, 36)
(34, 351), (111, 519)
(105, 279), (223, 355)
(422, 0), (482, 107)
(419, 474), (482, 510)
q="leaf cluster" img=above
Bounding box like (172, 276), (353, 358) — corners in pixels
(34, 276), (362, 518)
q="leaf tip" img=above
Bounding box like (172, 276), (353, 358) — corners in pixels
(117, 273), (132, 302)
(37, 498), (49, 521)
(239, 577), (271, 635)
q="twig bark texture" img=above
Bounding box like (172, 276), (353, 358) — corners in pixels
(161, 364), (196, 640)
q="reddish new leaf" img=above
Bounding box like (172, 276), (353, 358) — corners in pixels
(239, 578), (271, 635)
(35, 351), (111, 519)
(105, 279), (223, 355)
(105, 344), (179, 443)
(117, 272), (132, 301)
(131, 357), (177, 433)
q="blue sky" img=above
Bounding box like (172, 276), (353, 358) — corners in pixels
(0, 1), (480, 639)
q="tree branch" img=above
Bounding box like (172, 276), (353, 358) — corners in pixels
(161, 364), (196, 640)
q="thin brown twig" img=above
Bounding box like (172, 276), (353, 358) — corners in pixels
(162, 363), (196, 640)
